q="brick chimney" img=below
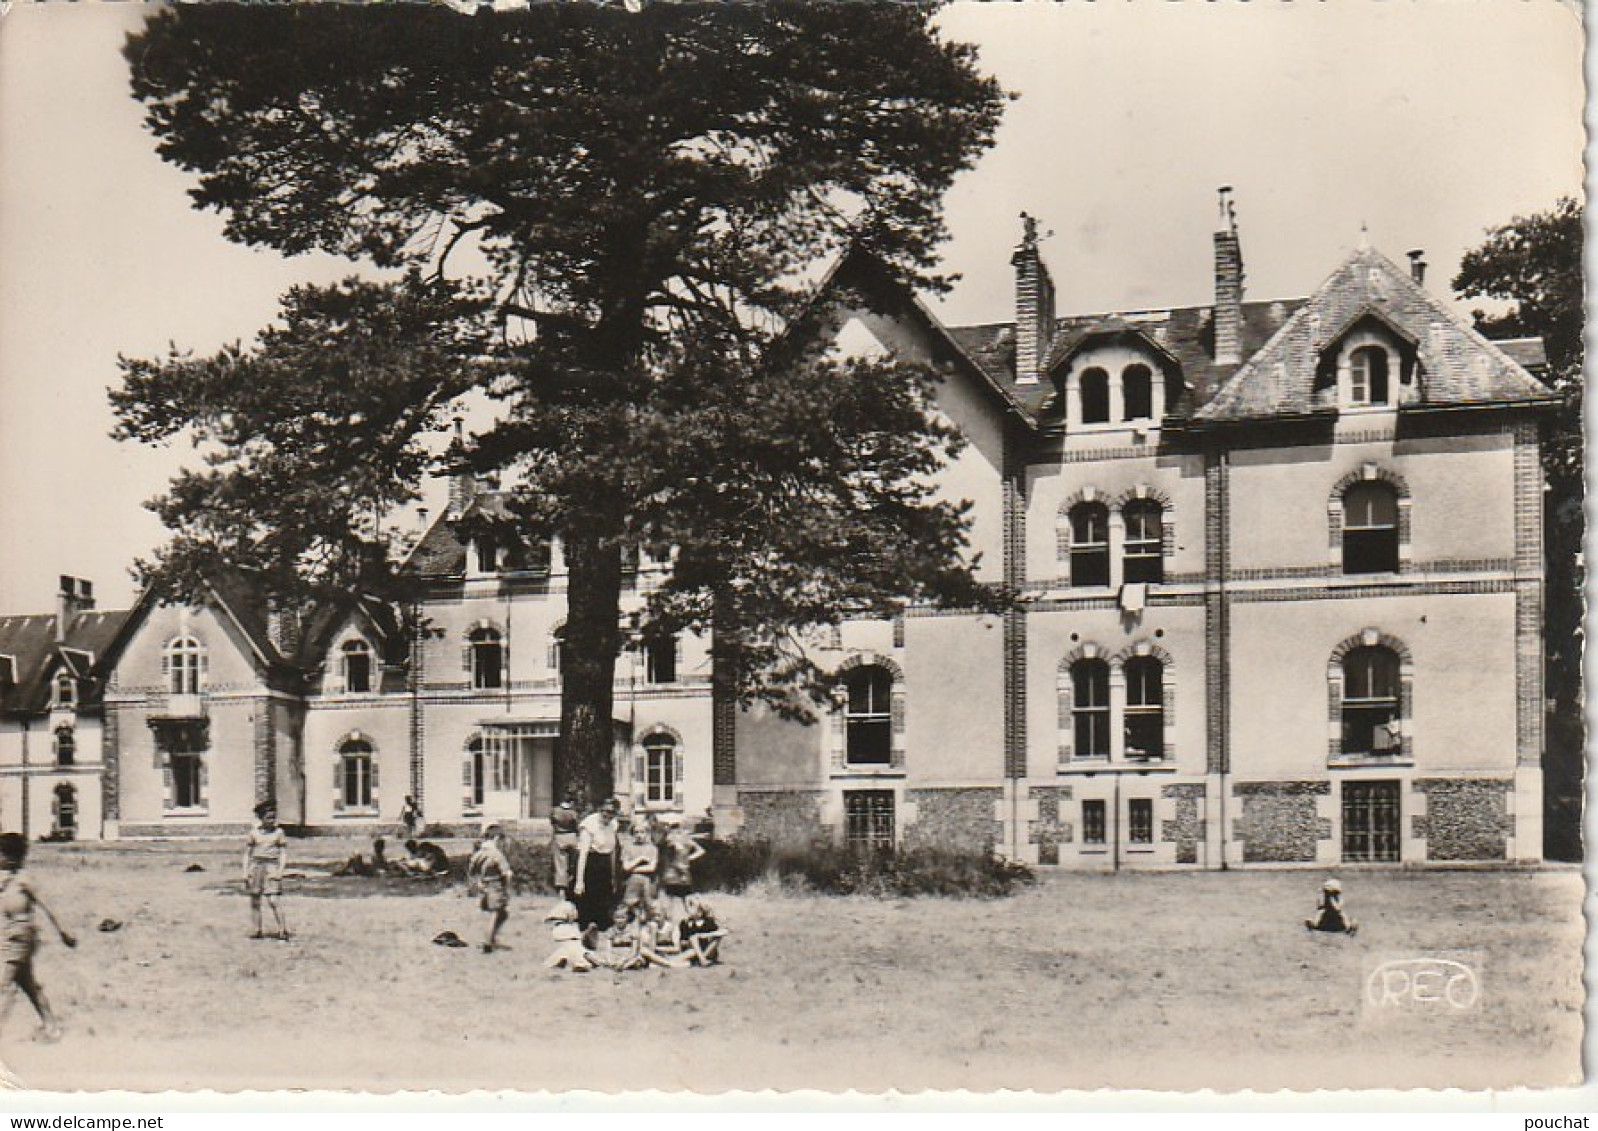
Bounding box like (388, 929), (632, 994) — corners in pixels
(1407, 249), (1427, 286)
(1011, 212), (1056, 386)
(55, 576), (93, 642)
(445, 416), (475, 519)
(1213, 187), (1245, 367)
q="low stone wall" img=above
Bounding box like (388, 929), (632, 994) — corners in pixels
(903, 788), (1002, 853)
(1161, 782), (1206, 865)
(736, 790), (825, 847)
(1413, 777), (1513, 861)
(1027, 785), (1073, 865)
(1233, 781), (1331, 863)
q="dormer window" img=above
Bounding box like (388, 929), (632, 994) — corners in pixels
(1349, 345), (1390, 406)
(342, 639), (373, 694)
(1080, 368), (1110, 424)
(476, 535), (499, 574)
(1123, 364), (1153, 421)
(53, 673), (76, 710)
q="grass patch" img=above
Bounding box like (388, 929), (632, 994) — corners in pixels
(697, 837), (1034, 898)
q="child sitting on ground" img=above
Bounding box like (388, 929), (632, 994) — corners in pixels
(596, 905), (643, 970)
(541, 900), (592, 972)
(1304, 878), (1358, 935)
(678, 895), (727, 965)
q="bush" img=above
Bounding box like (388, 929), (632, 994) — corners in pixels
(499, 836), (558, 896)
(695, 837), (1033, 899)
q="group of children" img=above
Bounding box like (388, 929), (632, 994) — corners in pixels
(542, 894), (725, 973)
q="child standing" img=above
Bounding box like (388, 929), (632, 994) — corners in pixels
(467, 825), (514, 953)
(0, 833), (75, 1043)
(620, 821), (659, 913)
(243, 802), (289, 941)
(657, 815), (705, 944)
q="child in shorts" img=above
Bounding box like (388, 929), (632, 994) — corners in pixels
(620, 821), (659, 912)
(679, 895), (727, 966)
(0, 832), (75, 1043)
(243, 802), (289, 940)
(466, 825), (513, 953)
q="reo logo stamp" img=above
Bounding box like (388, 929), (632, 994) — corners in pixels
(1363, 953), (1483, 1015)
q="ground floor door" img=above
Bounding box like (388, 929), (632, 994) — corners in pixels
(1342, 780), (1401, 862)
(481, 727), (555, 820)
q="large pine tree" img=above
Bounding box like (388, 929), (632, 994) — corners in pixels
(116, 2), (1009, 808)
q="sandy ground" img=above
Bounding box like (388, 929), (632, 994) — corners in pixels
(0, 839), (1582, 1095)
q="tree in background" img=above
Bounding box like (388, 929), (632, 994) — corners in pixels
(115, 3), (1008, 808)
(1455, 196), (1584, 858)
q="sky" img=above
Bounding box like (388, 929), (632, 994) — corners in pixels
(0, 0), (1585, 616)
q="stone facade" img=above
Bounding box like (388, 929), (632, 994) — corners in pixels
(1413, 777), (1514, 862)
(904, 787), (1002, 853)
(1233, 781), (1331, 863)
(737, 790), (825, 847)
(1161, 782), (1206, 865)
(1027, 784), (1073, 865)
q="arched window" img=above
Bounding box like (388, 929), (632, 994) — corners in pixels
(1343, 482), (1399, 574)
(166, 637), (205, 695)
(1069, 502), (1110, 587)
(1123, 656), (1164, 760)
(469, 627), (503, 690)
(1072, 659), (1111, 759)
(341, 639), (373, 694)
(53, 725), (75, 767)
(1350, 345), (1390, 406)
(1080, 367), (1110, 424)
(844, 665), (893, 765)
(645, 635), (678, 685)
(338, 737), (376, 810)
(53, 672), (76, 710)
(1122, 500), (1163, 584)
(1341, 646), (1401, 757)
(641, 733), (679, 804)
(1123, 364), (1153, 421)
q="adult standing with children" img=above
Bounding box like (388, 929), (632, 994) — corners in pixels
(573, 797), (621, 930)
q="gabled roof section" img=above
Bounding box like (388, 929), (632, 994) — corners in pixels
(946, 299), (1304, 421)
(0, 608), (132, 714)
(1196, 246), (1554, 422)
(1043, 319), (1184, 377)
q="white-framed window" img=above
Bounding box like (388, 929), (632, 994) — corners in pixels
(1128, 797), (1154, 844)
(337, 736), (377, 811)
(1342, 482), (1399, 574)
(1122, 500), (1163, 584)
(640, 733), (679, 804)
(1123, 655), (1164, 760)
(53, 725), (76, 767)
(1349, 345), (1391, 406)
(52, 783), (77, 838)
(1082, 799), (1106, 845)
(171, 754), (204, 810)
(53, 672), (76, 710)
(463, 735), (486, 813)
(844, 665), (894, 765)
(1069, 502), (1111, 587)
(165, 636), (205, 695)
(341, 639), (374, 694)
(1341, 646), (1402, 758)
(469, 626), (503, 690)
(1072, 659), (1111, 758)
(844, 790), (895, 851)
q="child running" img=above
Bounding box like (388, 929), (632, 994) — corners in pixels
(0, 833), (75, 1043)
(466, 824), (514, 953)
(243, 802), (290, 941)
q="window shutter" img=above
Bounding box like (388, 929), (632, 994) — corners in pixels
(199, 649), (209, 676)
(198, 759), (208, 805)
(161, 766), (173, 810)
(674, 748), (684, 783)
(333, 757), (345, 812)
(462, 644), (473, 674)
(160, 651), (170, 678)
(369, 757), (380, 807)
(633, 750), (646, 788)
(462, 752), (475, 812)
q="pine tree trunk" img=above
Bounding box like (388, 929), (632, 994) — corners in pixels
(555, 529), (623, 811)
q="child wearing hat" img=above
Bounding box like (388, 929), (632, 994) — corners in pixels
(0, 832), (76, 1043)
(1305, 878), (1358, 935)
(466, 825), (514, 953)
(243, 802), (290, 940)
(541, 900), (593, 972)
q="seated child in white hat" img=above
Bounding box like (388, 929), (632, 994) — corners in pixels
(542, 900), (593, 971)
(1305, 878), (1358, 935)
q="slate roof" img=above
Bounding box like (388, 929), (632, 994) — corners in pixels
(0, 607), (132, 714)
(944, 298), (1306, 421)
(1195, 247), (1555, 422)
